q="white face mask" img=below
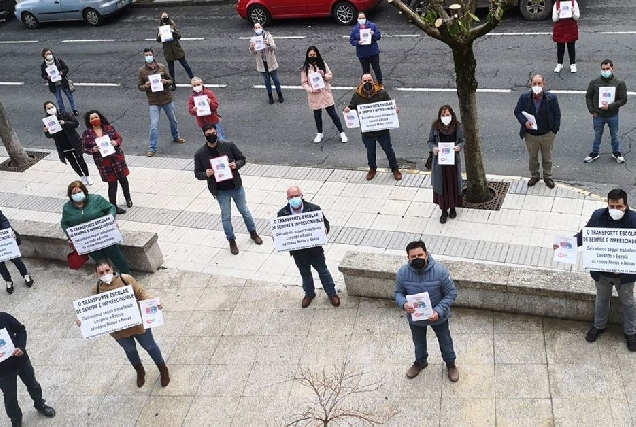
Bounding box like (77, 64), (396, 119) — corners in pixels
(46, 107), (57, 116)
(192, 85), (203, 93)
(440, 116), (452, 126)
(100, 273), (114, 284)
(254, 28), (263, 35)
(45, 54), (53, 61)
(531, 86), (543, 95)
(608, 208), (625, 221)
(358, 19), (366, 25)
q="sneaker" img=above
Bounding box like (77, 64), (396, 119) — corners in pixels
(585, 326), (606, 342)
(626, 333), (636, 352)
(173, 137), (186, 144)
(313, 133), (323, 143)
(554, 63), (563, 73)
(5, 282), (13, 294)
(583, 152), (599, 163)
(340, 132), (348, 143)
(24, 275), (33, 288)
(570, 64), (577, 73)
(612, 152), (626, 163)
(406, 361), (427, 379)
(72, 110), (79, 116)
(86, 176), (93, 185)
(80, 176), (89, 185)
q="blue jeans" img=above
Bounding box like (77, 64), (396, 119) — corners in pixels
(54, 85), (76, 113)
(409, 320), (456, 365)
(115, 328), (164, 366)
(216, 186), (257, 241)
(592, 114), (621, 153)
(293, 249), (337, 298)
(216, 122), (227, 142)
(361, 130), (399, 170)
(260, 70), (282, 95)
(148, 102), (180, 152)
(594, 275), (635, 335)
(0, 359), (45, 422)
(167, 58), (194, 82)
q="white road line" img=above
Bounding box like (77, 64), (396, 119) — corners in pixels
(551, 90), (636, 96)
(72, 83), (121, 87)
(175, 83), (227, 88)
(599, 31), (636, 34)
(61, 39), (115, 43)
(396, 88), (511, 93)
(385, 34), (420, 37)
(144, 37), (205, 41)
(0, 40), (38, 44)
(487, 32), (552, 36)
(238, 36), (306, 40)
(253, 85), (355, 90)
(0, 82), (25, 85)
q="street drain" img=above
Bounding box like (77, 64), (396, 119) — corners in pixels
(462, 181), (510, 211)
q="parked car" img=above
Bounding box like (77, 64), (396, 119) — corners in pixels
(236, 0), (384, 26)
(15, 0), (133, 29)
(0, 0), (16, 22)
(409, 0), (554, 21)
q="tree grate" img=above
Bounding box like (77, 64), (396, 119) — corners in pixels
(462, 181), (510, 211)
(0, 151), (49, 172)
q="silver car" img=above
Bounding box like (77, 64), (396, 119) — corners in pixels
(409, 0), (554, 21)
(15, 0), (133, 28)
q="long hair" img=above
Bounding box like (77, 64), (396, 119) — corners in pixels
(302, 46), (326, 76)
(83, 110), (110, 128)
(432, 104), (460, 129)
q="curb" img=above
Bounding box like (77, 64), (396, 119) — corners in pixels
(131, 0), (234, 8)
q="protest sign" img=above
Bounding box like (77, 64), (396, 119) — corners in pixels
(357, 100), (399, 133)
(139, 298), (164, 329)
(359, 28), (372, 45)
(437, 143), (455, 166)
(0, 229), (21, 263)
(42, 115), (62, 134)
(149, 73), (163, 92)
(553, 235), (578, 264)
(209, 155), (233, 182)
(65, 215), (123, 255)
(159, 25), (173, 42)
(270, 211), (328, 252)
(0, 328), (16, 363)
(559, 1), (573, 18)
(251, 35), (265, 51)
(46, 65), (61, 82)
(73, 285), (142, 339)
(95, 135), (115, 157)
(308, 72), (325, 91)
(582, 227), (636, 274)
(343, 110), (360, 128)
(406, 292), (434, 321)
(599, 87), (616, 108)
(194, 95), (211, 116)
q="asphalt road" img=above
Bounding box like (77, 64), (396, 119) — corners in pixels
(0, 0), (635, 197)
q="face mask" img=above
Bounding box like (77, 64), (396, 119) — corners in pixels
(46, 107), (57, 116)
(440, 116), (452, 126)
(206, 134), (218, 144)
(363, 82), (373, 92)
(90, 118), (101, 127)
(531, 86), (543, 95)
(358, 19), (366, 25)
(308, 57), (317, 63)
(289, 196), (302, 209)
(601, 70), (612, 79)
(145, 55), (154, 64)
(193, 85), (203, 93)
(45, 54), (53, 61)
(254, 29), (263, 35)
(71, 192), (86, 203)
(161, 17), (169, 23)
(608, 208), (625, 221)
(100, 273), (114, 284)
(410, 257), (427, 270)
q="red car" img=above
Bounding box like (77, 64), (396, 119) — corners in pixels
(237, 0), (384, 26)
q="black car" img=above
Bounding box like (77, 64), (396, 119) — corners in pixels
(0, 0), (16, 21)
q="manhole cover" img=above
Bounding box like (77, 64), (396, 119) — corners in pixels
(462, 181), (510, 211)
(0, 150), (49, 172)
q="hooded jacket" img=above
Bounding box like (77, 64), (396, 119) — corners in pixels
(347, 82), (390, 136)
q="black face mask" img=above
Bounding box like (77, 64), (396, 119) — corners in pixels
(363, 82), (373, 92)
(206, 134), (218, 144)
(308, 57), (317, 63)
(410, 257), (427, 270)
(162, 17), (170, 24)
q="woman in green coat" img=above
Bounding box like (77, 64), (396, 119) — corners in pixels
(60, 180), (130, 274)
(156, 12), (194, 90)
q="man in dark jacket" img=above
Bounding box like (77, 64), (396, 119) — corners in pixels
(584, 59), (628, 164)
(40, 47), (78, 116)
(344, 74), (401, 181)
(277, 186), (339, 308)
(514, 75), (561, 189)
(156, 13), (194, 90)
(193, 124), (262, 255)
(0, 312), (55, 427)
(571, 189), (636, 351)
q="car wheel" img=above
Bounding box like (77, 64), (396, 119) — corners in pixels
(83, 8), (103, 26)
(21, 11), (38, 28)
(518, 0), (552, 21)
(409, 0), (432, 15)
(247, 4), (271, 26)
(333, 1), (357, 25)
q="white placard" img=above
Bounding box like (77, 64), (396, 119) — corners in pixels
(42, 115), (62, 134)
(209, 155), (233, 182)
(437, 142), (456, 166)
(65, 215), (123, 255)
(0, 328), (16, 363)
(95, 135), (115, 157)
(559, 1), (573, 18)
(0, 229), (21, 263)
(45, 64), (61, 82)
(270, 211), (328, 252)
(359, 28), (372, 45)
(343, 110), (360, 128)
(357, 100), (399, 133)
(406, 292), (434, 321)
(149, 73), (164, 92)
(599, 87), (616, 108)
(194, 95), (211, 117)
(139, 298), (164, 329)
(521, 111), (538, 130)
(308, 72), (325, 91)
(582, 227), (636, 274)
(73, 285), (142, 339)
(553, 235), (578, 264)
(251, 35), (265, 51)
(159, 24), (173, 42)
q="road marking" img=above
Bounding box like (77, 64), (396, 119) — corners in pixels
(72, 83), (121, 87)
(144, 37), (205, 41)
(0, 82), (25, 85)
(238, 36), (306, 40)
(486, 32), (552, 36)
(0, 40), (38, 44)
(253, 85), (355, 90)
(385, 34), (420, 37)
(599, 31), (636, 34)
(551, 90), (636, 96)
(396, 88), (511, 93)
(61, 39), (115, 43)
(175, 83), (227, 88)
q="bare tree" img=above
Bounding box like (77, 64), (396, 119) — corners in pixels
(388, 0), (515, 202)
(0, 99), (33, 170)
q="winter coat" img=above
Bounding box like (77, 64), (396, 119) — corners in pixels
(156, 20), (186, 61)
(40, 56), (70, 92)
(43, 112), (83, 162)
(0, 210), (10, 230)
(249, 31), (279, 72)
(81, 124), (129, 183)
(301, 62), (336, 110)
(347, 82), (391, 136)
(585, 74), (628, 118)
(427, 125), (465, 197)
(0, 312), (29, 376)
(137, 62), (173, 106)
(349, 21), (381, 58)
(277, 200), (330, 259)
(194, 141), (246, 196)
(188, 87), (220, 128)
(514, 91), (561, 138)
(60, 193), (116, 237)
(552, 0), (579, 43)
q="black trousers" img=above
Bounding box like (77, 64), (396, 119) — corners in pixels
(62, 150), (89, 177)
(313, 105), (344, 133)
(107, 177), (131, 205)
(0, 359), (45, 422)
(358, 54), (382, 84)
(556, 42), (576, 64)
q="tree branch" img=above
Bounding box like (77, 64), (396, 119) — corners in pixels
(387, 0), (442, 41)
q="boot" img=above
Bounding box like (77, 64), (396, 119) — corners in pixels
(157, 363), (170, 387)
(229, 239), (239, 255)
(446, 361), (459, 382)
(277, 92), (284, 103)
(268, 93), (274, 105)
(133, 363), (145, 387)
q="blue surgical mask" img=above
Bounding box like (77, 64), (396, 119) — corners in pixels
(145, 55), (154, 64)
(358, 19), (366, 25)
(71, 192), (86, 202)
(601, 70), (612, 79)
(255, 29), (263, 35)
(289, 197), (302, 210)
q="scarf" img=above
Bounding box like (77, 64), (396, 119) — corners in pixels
(45, 57), (55, 67)
(438, 122), (457, 136)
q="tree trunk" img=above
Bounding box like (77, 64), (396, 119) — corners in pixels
(0, 100), (32, 170)
(452, 42), (491, 203)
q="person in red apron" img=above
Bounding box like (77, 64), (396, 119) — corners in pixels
(552, 0), (580, 73)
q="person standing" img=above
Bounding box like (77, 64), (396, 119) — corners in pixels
(137, 47), (185, 157)
(0, 312), (56, 427)
(427, 105), (464, 224)
(349, 12), (382, 85)
(277, 186), (340, 308)
(81, 110), (132, 214)
(300, 46), (347, 144)
(584, 59), (628, 164)
(40, 47), (78, 116)
(188, 77), (226, 141)
(156, 12), (194, 90)
(395, 240), (459, 382)
(42, 101), (92, 185)
(344, 74), (401, 181)
(193, 124), (263, 255)
(552, 0), (580, 73)
(513, 75), (561, 189)
(0, 210), (34, 295)
(249, 23), (284, 105)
